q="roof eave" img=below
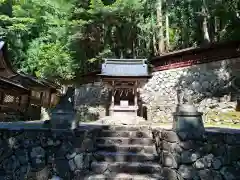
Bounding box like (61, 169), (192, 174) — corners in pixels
(97, 74), (152, 78)
(0, 76), (29, 91)
(151, 40), (240, 62)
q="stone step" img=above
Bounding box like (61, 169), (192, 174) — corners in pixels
(93, 151), (159, 163)
(96, 137), (155, 146)
(99, 130), (152, 138)
(91, 162), (162, 174)
(100, 125), (151, 132)
(84, 173), (164, 180)
(96, 144), (156, 154)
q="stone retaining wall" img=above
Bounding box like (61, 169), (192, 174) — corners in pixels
(0, 127), (99, 179)
(140, 58), (240, 123)
(153, 129), (240, 180)
(74, 82), (109, 122)
(74, 58), (240, 123)
(0, 126), (239, 179)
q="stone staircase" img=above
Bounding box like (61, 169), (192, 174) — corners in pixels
(84, 126), (163, 180)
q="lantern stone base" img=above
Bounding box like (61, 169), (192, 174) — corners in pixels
(172, 104), (205, 134)
(50, 110), (77, 129)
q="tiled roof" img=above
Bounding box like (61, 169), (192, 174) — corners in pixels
(100, 59), (149, 77)
(0, 76), (29, 92)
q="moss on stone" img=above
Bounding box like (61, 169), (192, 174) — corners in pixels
(205, 110), (240, 125)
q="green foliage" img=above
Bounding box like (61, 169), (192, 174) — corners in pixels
(23, 41), (75, 80)
(0, 0), (240, 82)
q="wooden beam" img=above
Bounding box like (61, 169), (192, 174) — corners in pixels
(102, 77), (148, 82)
(114, 85), (136, 89)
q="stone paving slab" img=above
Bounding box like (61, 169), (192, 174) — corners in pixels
(91, 161), (162, 174)
(96, 144), (156, 154)
(99, 130), (152, 138)
(84, 173), (164, 180)
(93, 151), (159, 162)
(96, 137), (155, 145)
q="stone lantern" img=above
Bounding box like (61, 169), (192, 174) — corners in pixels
(49, 87), (77, 130)
(172, 94), (205, 134)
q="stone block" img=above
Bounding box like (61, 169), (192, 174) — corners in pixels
(211, 143), (227, 157)
(162, 167), (180, 180)
(25, 166), (49, 180)
(68, 159), (76, 171)
(162, 140), (182, 153)
(179, 140), (193, 150)
(55, 159), (71, 178)
(81, 138), (94, 152)
(225, 134), (240, 145)
(178, 165), (196, 180)
(177, 131), (205, 141)
(198, 142), (212, 154)
(74, 153), (84, 169)
(181, 150), (201, 164)
(220, 166), (240, 180)
(15, 149), (29, 165)
(212, 157), (222, 170)
(198, 169), (223, 180)
(206, 132), (225, 144)
(55, 144), (71, 159)
(227, 145), (240, 163)
(2, 155), (20, 173)
(50, 112), (77, 129)
(161, 130), (180, 142)
(162, 151), (180, 168)
(193, 154), (218, 169)
(91, 162), (108, 174)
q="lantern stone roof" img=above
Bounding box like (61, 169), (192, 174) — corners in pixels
(98, 59), (151, 78)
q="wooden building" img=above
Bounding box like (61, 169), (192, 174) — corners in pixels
(151, 40), (240, 71)
(98, 59), (151, 117)
(0, 41), (60, 121)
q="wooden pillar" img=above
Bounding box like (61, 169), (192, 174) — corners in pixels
(0, 92), (4, 111)
(111, 80), (115, 107)
(134, 81), (138, 116)
(24, 91), (31, 120)
(18, 96), (22, 106)
(134, 81), (138, 106)
(40, 91), (43, 106)
(111, 90), (114, 103)
(48, 91), (52, 107)
(0, 92), (4, 105)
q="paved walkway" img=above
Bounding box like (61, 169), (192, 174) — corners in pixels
(0, 117), (240, 134)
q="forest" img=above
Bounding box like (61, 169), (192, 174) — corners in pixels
(0, 0), (240, 83)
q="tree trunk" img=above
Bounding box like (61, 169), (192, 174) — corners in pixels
(182, 2), (190, 48)
(156, 0), (164, 54)
(214, 16), (219, 41)
(165, 7), (170, 52)
(202, 15), (210, 43)
(202, 0), (210, 44)
(150, 9), (158, 55)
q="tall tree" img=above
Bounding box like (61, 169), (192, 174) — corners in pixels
(156, 0), (164, 54)
(1, 0), (240, 83)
